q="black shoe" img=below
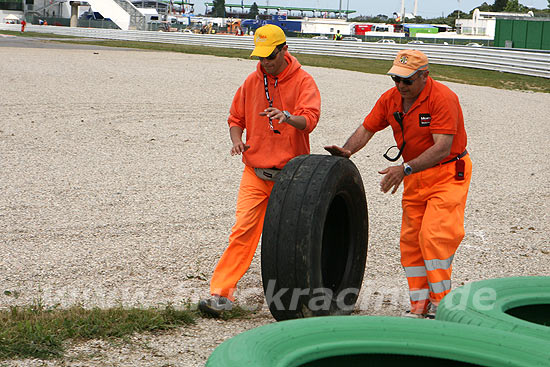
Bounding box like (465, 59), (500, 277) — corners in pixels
(425, 303), (437, 320)
(199, 295), (233, 317)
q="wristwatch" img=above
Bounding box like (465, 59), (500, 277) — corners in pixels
(403, 162), (413, 175)
(282, 110), (291, 122)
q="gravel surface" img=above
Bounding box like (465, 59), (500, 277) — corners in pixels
(1, 39), (549, 366)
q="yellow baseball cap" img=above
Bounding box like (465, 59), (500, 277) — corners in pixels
(387, 49), (429, 78)
(250, 24), (286, 58)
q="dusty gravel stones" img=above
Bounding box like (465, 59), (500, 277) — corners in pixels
(1, 41), (549, 366)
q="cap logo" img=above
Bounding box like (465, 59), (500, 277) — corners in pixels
(256, 34), (267, 42)
(400, 55), (408, 64)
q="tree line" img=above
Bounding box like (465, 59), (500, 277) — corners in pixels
(350, 0), (550, 27)
(211, 0), (260, 18)
(210, 0), (550, 22)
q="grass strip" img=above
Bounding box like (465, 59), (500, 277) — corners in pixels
(2, 31), (548, 92)
(0, 301), (251, 360)
(53, 38), (550, 93)
(0, 30), (78, 38)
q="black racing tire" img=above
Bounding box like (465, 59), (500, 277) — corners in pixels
(261, 154), (368, 321)
(437, 276), (550, 340)
(206, 316), (550, 367)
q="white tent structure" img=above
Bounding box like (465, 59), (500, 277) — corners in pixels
(4, 14), (21, 23)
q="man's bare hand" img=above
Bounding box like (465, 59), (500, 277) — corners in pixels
(378, 165), (405, 194)
(260, 107), (285, 123)
(324, 145), (352, 158)
(231, 142), (250, 156)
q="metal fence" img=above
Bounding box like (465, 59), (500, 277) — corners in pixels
(2, 23), (549, 78)
(27, 16), (119, 29)
(27, 16), (70, 27)
(77, 18), (120, 30)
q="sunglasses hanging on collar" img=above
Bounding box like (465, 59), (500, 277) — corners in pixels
(383, 112), (406, 162)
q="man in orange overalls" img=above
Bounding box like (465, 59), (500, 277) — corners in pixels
(199, 25), (321, 316)
(326, 49), (471, 319)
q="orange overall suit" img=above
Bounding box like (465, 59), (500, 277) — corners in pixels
(363, 76), (471, 314)
(209, 52), (321, 301)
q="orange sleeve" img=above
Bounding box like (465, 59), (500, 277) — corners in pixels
(429, 87), (460, 135)
(292, 75), (321, 134)
(228, 85), (246, 129)
(362, 94), (390, 133)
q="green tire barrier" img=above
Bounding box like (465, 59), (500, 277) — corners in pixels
(206, 316), (550, 367)
(437, 276), (550, 340)
(262, 155), (368, 321)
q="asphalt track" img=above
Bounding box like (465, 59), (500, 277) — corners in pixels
(0, 33), (136, 50)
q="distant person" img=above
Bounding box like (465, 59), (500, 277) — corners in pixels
(325, 49), (471, 319)
(43, 20), (48, 26)
(39, 19), (44, 25)
(20, 19), (26, 32)
(199, 24), (321, 316)
(334, 30), (343, 40)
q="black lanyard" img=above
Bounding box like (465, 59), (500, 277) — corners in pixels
(263, 74), (280, 134)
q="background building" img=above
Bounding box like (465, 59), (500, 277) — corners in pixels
(456, 8), (535, 38)
(494, 17), (550, 49)
(1, 0), (24, 22)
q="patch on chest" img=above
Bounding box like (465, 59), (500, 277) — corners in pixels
(419, 114), (431, 127)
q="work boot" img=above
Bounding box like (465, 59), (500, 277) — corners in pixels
(425, 303), (438, 320)
(199, 295), (233, 317)
(401, 310), (425, 319)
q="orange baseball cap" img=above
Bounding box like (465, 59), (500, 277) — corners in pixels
(250, 25), (286, 58)
(387, 49), (429, 78)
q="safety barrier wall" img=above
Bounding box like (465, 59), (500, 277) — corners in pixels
(2, 24), (549, 78)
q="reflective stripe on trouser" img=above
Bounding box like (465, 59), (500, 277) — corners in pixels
(210, 165), (275, 301)
(400, 155), (472, 314)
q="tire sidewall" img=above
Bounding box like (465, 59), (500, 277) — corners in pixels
(304, 159), (368, 316)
